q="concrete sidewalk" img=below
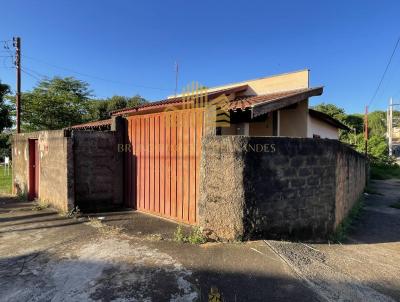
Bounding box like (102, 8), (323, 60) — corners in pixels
(0, 195), (319, 301)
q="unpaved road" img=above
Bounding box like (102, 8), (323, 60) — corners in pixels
(268, 179), (400, 302)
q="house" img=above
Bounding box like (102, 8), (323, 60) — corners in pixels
(12, 69), (365, 240)
(110, 69), (348, 139)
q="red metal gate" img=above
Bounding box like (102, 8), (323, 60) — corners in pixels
(125, 108), (205, 224)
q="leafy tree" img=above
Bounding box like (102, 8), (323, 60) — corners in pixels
(343, 114), (364, 133)
(313, 102), (393, 164)
(312, 103), (346, 122)
(0, 132), (11, 159)
(368, 111), (386, 137)
(127, 95), (147, 108)
(0, 81), (12, 132)
(17, 77), (92, 131)
(89, 94), (147, 121)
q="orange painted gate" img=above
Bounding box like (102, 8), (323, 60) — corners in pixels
(125, 108), (205, 224)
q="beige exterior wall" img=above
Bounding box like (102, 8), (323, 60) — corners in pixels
(12, 131), (74, 212)
(169, 69), (310, 99)
(249, 119), (273, 136)
(307, 115), (339, 139)
(221, 123), (250, 135)
(279, 100), (309, 137)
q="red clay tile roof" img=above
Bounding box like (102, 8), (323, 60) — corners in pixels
(228, 87), (322, 111)
(67, 119), (112, 130)
(110, 85), (249, 116)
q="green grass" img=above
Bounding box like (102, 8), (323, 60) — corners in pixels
(173, 225), (207, 244)
(330, 197), (364, 243)
(370, 163), (400, 180)
(0, 165), (12, 194)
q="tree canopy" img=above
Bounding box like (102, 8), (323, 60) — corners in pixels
(18, 77), (93, 131)
(89, 95), (147, 120)
(11, 77), (147, 131)
(313, 102), (393, 164)
(0, 81), (12, 132)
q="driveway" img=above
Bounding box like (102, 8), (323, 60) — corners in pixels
(0, 195), (317, 302)
(1, 179), (398, 301)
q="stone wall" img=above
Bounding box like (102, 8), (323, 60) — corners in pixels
(12, 131), (73, 212)
(73, 131), (123, 211)
(199, 136), (367, 241)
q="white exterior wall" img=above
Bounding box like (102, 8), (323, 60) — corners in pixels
(307, 115), (339, 139)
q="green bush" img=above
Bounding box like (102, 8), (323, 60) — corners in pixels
(173, 225), (207, 244)
(370, 163), (400, 180)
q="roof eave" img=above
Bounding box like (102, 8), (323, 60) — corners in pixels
(251, 87), (324, 118)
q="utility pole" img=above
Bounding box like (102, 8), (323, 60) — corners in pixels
(364, 105), (368, 157)
(13, 37), (21, 133)
(388, 98), (393, 156)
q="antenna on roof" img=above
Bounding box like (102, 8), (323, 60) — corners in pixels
(174, 61), (179, 97)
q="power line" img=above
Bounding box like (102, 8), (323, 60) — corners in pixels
(23, 54), (172, 92)
(368, 36), (400, 106)
(22, 66), (47, 79)
(21, 68), (42, 81)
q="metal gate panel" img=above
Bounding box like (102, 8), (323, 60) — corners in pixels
(125, 108), (204, 224)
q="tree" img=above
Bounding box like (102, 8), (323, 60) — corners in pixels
(89, 94), (147, 121)
(368, 111), (386, 137)
(312, 103), (346, 122)
(343, 114), (364, 133)
(18, 77), (92, 131)
(313, 102), (393, 164)
(0, 81), (12, 132)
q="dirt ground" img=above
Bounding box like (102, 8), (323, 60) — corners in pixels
(0, 179), (399, 301)
(268, 179), (400, 302)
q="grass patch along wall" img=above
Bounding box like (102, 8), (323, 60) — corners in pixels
(0, 165), (12, 194)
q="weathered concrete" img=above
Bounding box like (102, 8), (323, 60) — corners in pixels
(0, 195), (321, 302)
(12, 127), (123, 213)
(12, 131), (73, 212)
(199, 136), (367, 240)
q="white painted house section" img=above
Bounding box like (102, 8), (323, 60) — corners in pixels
(307, 114), (339, 139)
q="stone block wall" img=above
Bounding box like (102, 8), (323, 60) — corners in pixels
(199, 136), (367, 241)
(73, 131), (123, 211)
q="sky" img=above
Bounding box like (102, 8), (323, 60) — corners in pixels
(1, 0), (400, 114)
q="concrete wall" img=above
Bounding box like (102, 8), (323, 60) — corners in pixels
(12, 127), (123, 213)
(73, 131), (123, 211)
(308, 115), (339, 139)
(12, 131), (73, 212)
(199, 136), (366, 241)
(279, 100), (309, 137)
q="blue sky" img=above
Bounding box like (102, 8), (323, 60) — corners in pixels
(1, 0), (400, 113)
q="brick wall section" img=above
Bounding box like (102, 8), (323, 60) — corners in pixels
(72, 131), (123, 211)
(199, 136), (366, 241)
(12, 131), (73, 212)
